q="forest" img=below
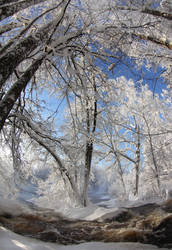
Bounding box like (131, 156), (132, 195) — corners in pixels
(0, 0), (172, 210)
(1, 1), (172, 249)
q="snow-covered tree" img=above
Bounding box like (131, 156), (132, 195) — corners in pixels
(0, 0), (172, 206)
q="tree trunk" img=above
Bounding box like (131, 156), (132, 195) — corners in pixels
(134, 125), (141, 196)
(0, 0), (47, 21)
(21, 115), (82, 204)
(82, 142), (93, 206)
(114, 151), (126, 195)
(0, 0), (70, 88)
(0, 53), (45, 131)
(0, 0), (19, 5)
(82, 85), (97, 206)
(0, 22), (51, 88)
(143, 115), (161, 192)
(0, 22), (21, 35)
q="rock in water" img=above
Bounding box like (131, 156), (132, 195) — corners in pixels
(96, 209), (133, 223)
(150, 215), (172, 247)
(162, 199), (172, 213)
(0, 198), (172, 247)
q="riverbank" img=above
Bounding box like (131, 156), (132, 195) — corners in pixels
(0, 198), (172, 249)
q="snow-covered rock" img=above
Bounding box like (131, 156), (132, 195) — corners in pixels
(0, 226), (169, 250)
(0, 198), (31, 217)
(0, 198), (172, 249)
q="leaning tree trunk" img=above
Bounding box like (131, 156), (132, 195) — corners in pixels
(21, 114), (82, 204)
(0, 0), (70, 89)
(0, 0), (47, 21)
(0, 22), (22, 35)
(0, 0), (18, 5)
(0, 53), (45, 131)
(0, 28), (82, 131)
(0, 21), (53, 88)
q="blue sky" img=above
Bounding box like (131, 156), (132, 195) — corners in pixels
(95, 54), (167, 96)
(34, 49), (168, 136)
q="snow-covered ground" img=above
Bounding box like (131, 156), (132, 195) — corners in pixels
(65, 203), (120, 221)
(0, 226), (169, 250)
(0, 197), (170, 250)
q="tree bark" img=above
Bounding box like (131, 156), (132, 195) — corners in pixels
(0, 0), (20, 5)
(82, 83), (97, 207)
(114, 151), (126, 195)
(0, 22), (52, 89)
(0, 0), (71, 89)
(134, 124), (141, 196)
(143, 115), (161, 192)
(115, 6), (172, 21)
(134, 33), (172, 50)
(0, 53), (45, 131)
(0, 22), (21, 35)
(0, 0), (47, 21)
(83, 142), (93, 206)
(142, 8), (172, 21)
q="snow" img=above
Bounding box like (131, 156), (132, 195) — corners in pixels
(64, 197), (165, 222)
(64, 203), (122, 221)
(0, 198), (31, 217)
(0, 198), (170, 250)
(0, 226), (169, 250)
